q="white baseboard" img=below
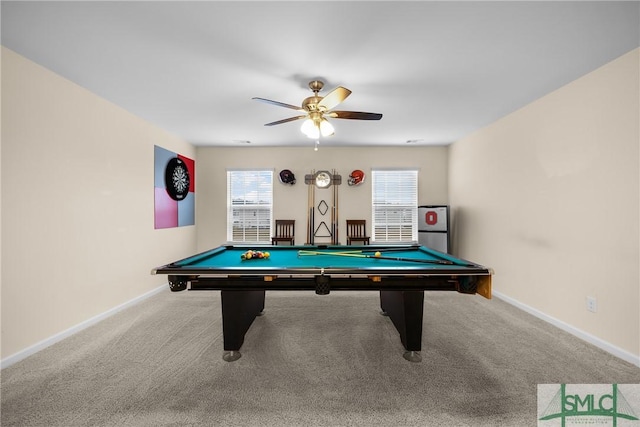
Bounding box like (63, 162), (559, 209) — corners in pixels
(493, 290), (640, 368)
(1, 284), (166, 370)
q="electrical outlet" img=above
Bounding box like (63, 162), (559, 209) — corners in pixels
(586, 296), (597, 313)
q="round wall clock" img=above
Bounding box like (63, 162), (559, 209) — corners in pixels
(165, 157), (190, 201)
(315, 171), (332, 188)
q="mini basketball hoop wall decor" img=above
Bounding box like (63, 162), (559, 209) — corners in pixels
(154, 145), (195, 229)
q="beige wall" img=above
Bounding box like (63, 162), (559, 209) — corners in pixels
(3, 43), (638, 366)
(449, 49), (640, 361)
(195, 146), (448, 251)
(1, 48), (196, 360)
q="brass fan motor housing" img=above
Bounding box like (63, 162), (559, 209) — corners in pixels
(302, 81), (326, 112)
(302, 96), (323, 112)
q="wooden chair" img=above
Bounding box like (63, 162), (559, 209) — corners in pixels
(346, 220), (370, 245)
(271, 220), (295, 245)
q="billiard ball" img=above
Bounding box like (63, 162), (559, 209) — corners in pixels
(374, 251), (381, 257)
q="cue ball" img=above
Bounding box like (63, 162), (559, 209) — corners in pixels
(374, 251), (381, 257)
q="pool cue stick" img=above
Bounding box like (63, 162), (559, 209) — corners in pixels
(298, 249), (363, 256)
(331, 169), (335, 244)
(298, 247), (421, 256)
(309, 181), (316, 245)
(306, 177), (311, 244)
(334, 169), (339, 245)
(329, 179), (336, 245)
(297, 250), (454, 265)
(331, 170), (335, 244)
(362, 247), (421, 253)
(310, 170), (314, 244)
(308, 171), (312, 245)
(299, 248), (416, 256)
(305, 247), (418, 255)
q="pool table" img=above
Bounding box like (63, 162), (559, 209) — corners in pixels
(152, 244), (492, 362)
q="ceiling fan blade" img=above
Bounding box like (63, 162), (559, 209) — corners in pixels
(264, 115), (307, 126)
(318, 86), (351, 110)
(252, 97), (304, 111)
(327, 111), (383, 120)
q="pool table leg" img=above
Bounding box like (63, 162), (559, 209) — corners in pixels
(379, 290), (424, 362)
(220, 290), (266, 362)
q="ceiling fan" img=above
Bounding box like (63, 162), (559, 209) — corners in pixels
(252, 80), (383, 139)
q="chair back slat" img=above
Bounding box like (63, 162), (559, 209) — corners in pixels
(346, 220), (370, 245)
(272, 220), (295, 245)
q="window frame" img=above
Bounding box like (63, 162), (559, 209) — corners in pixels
(226, 169), (274, 244)
(371, 168), (418, 243)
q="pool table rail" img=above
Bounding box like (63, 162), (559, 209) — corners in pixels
(161, 270), (492, 298)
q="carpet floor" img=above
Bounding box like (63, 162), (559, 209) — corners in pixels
(2, 290), (639, 426)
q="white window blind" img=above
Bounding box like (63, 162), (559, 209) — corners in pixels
(371, 169), (418, 243)
(227, 170), (273, 243)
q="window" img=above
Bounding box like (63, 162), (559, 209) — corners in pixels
(227, 170), (273, 243)
(371, 169), (418, 243)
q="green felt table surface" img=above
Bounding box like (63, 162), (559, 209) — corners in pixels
(171, 245), (474, 271)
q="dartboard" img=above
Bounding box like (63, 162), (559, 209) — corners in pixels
(164, 157), (190, 201)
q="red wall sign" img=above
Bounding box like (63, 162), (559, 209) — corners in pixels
(425, 211), (438, 225)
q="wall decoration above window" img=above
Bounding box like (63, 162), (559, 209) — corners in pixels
(154, 145), (195, 229)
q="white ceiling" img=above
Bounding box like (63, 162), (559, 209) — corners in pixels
(2, 1), (639, 147)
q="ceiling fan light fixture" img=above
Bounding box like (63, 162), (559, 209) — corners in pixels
(255, 80), (382, 143)
(301, 118), (320, 139)
(319, 119), (334, 137)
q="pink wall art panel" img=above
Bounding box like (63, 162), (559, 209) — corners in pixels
(154, 145), (195, 229)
